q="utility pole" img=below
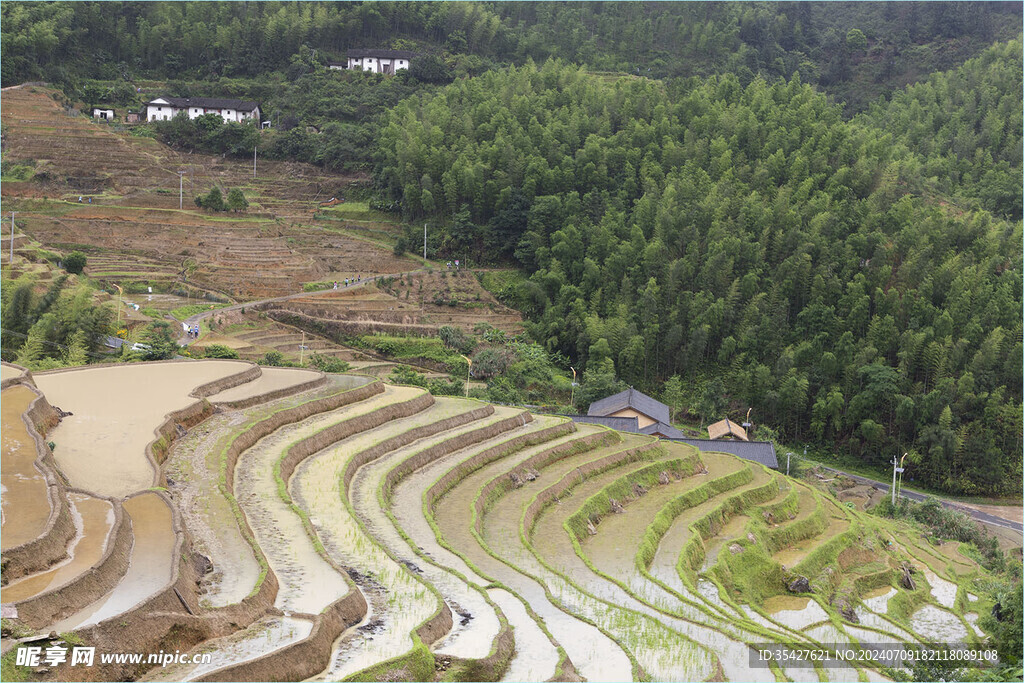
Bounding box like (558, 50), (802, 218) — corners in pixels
(570, 367), (577, 410)
(461, 355), (472, 397)
(177, 170), (186, 209)
(253, 146), (257, 178)
(114, 283), (124, 332)
(786, 452), (792, 477)
(896, 452), (907, 502)
(299, 330), (306, 366)
(8, 212), (15, 264)
(423, 224), (427, 261)
(890, 455), (899, 506)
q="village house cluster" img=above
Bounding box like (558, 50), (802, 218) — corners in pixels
(91, 50), (418, 125)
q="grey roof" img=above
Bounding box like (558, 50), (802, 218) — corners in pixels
(147, 96), (259, 112)
(563, 414), (640, 432)
(103, 335), (127, 349)
(587, 387), (670, 425)
(347, 49), (418, 59)
(640, 422), (686, 439)
(671, 438), (779, 469)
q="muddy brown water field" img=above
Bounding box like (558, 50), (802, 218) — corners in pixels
(0, 360), (1012, 681)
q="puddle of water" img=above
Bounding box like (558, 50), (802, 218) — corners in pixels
(52, 492), (175, 630)
(489, 588), (560, 683)
(1, 386), (51, 549)
(34, 361), (248, 497)
(154, 616), (314, 681)
(2, 493), (113, 603)
(923, 569), (958, 609)
(759, 596), (828, 630)
(908, 605), (969, 643)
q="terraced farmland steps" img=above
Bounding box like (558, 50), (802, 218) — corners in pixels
(1, 358), (995, 681)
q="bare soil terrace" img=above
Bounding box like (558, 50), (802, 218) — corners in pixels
(1, 86), (419, 300)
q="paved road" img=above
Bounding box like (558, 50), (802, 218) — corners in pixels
(815, 464), (1023, 532)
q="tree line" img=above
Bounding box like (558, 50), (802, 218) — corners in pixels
(377, 56), (1022, 496)
(3, 1), (1019, 114)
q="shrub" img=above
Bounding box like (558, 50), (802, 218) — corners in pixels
(63, 251), (87, 274)
(195, 187), (225, 211)
(226, 188), (249, 212)
(308, 352), (350, 373)
(259, 350), (287, 366)
(203, 344), (239, 359)
(438, 325), (475, 354)
(393, 235), (409, 256)
(389, 365), (428, 387)
(471, 347), (514, 379)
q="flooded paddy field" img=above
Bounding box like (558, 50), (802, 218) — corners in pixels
(2, 493), (114, 603)
(1, 363), (995, 682)
(52, 492), (175, 631)
(33, 361), (250, 497)
(205, 366), (321, 403)
(1, 385), (51, 548)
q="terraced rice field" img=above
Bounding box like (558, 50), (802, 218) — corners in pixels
(0, 361), (998, 681)
(1, 86), (420, 300)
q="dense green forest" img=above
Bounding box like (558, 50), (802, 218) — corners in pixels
(3, 1), (1020, 111)
(378, 51), (1022, 496)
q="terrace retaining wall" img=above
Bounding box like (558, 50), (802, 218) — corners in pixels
(49, 375), (383, 679)
(11, 499), (132, 629)
(213, 371), (328, 410)
(193, 589), (368, 682)
(522, 440), (663, 534)
(381, 411), (536, 502)
(0, 361), (32, 389)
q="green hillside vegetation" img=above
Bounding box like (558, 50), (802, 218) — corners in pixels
(1, 273), (114, 369)
(4, 1), (1019, 111)
(377, 57), (1022, 497)
(856, 37), (1023, 220)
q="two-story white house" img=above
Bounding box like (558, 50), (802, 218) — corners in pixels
(329, 49), (418, 75)
(144, 97), (260, 123)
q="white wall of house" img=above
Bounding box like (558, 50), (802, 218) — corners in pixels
(146, 102), (259, 123)
(147, 103), (173, 121)
(93, 108), (114, 120)
(345, 56), (410, 74)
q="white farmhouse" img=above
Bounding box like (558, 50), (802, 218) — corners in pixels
(144, 97), (260, 123)
(92, 107), (115, 120)
(330, 49), (417, 75)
